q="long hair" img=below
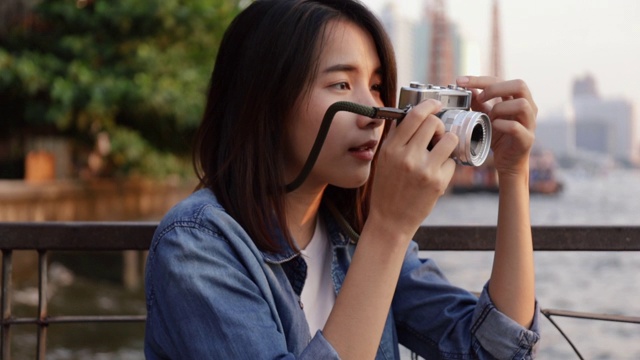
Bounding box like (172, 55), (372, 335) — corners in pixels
(193, 0), (397, 252)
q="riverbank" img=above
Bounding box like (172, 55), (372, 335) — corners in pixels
(0, 177), (195, 285)
(0, 177), (195, 222)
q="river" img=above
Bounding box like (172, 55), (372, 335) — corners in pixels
(11, 167), (640, 359)
(418, 166), (640, 359)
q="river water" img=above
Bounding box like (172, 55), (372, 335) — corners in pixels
(418, 167), (640, 359)
(12, 167), (640, 359)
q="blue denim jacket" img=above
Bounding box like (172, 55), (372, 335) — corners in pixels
(144, 189), (540, 359)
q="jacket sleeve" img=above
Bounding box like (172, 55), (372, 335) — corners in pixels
(143, 219), (340, 360)
(392, 241), (540, 359)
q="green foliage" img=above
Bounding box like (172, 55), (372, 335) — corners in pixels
(0, 0), (240, 178)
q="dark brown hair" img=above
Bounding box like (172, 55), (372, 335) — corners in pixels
(194, 0), (397, 252)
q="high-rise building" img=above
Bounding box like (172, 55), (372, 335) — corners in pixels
(534, 109), (576, 159)
(536, 74), (639, 166)
(379, 3), (415, 92)
(572, 75), (638, 165)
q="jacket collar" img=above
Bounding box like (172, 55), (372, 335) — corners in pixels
(261, 205), (352, 264)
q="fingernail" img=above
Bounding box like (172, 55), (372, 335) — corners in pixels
(456, 76), (469, 85)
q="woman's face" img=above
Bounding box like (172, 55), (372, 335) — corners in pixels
(285, 20), (385, 191)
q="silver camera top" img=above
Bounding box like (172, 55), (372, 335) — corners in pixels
(398, 82), (472, 110)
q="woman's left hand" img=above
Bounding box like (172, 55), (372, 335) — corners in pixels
(456, 76), (537, 177)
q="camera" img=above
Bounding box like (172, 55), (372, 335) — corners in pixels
(398, 82), (492, 167)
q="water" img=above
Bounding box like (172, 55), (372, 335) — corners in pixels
(11, 167), (640, 359)
(425, 167), (640, 227)
(10, 271), (146, 360)
(418, 167), (640, 359)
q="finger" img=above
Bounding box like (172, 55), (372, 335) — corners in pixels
(441, 157), (457, 185)
(408, 113), (446, 152)
(490, 98), (537, 131)
(492, 119), (526, 136)
(433, 156), (458, 196)
(478, 79), (534, 106)
(459, 76), (534, 105)
(456, 75), (500, 90)
(468, 88), (492, 114)
(492, 119), (535, 149)
(428, 132), (459, 167)
(393, 99), (442, 145)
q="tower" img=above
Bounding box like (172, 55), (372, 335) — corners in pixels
(490, 0), (503, 78)
(427, 0), (454, 85)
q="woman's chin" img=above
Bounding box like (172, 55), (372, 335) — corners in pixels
(331, 173), (371, 189)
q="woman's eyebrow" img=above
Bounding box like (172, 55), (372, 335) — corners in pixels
(322, 63), (357, 74)
(322, 64), (383, 76)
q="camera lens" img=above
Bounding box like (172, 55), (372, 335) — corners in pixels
(439, 110), (492, 166)
(470, 123), (484, 156)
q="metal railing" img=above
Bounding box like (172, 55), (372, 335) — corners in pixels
(0, 222), (153, 360)
(1, 222), (640, 359)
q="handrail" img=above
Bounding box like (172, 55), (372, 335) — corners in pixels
(0, 221), (157, 250)
(1, 222), (639, 359)
(2, 222), (640, 251)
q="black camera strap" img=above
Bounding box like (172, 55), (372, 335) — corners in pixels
(284, 101), (407, 192)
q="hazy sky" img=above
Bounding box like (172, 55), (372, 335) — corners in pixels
(360, 0), (640, 118)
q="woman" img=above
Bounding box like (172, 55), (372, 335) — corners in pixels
(144, 0), (540, 358)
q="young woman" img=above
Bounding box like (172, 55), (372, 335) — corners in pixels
(144, 0), (540, 359)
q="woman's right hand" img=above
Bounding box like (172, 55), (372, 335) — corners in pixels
(325, 100), (459, 360)
(368, 99), (459, 242)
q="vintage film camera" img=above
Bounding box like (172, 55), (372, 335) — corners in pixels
(398, 82), (492, 167)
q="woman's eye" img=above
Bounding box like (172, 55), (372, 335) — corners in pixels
(332, 82), (350, 90)
(371, 83), (382, 92)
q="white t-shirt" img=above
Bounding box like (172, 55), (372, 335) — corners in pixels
(299, 217), (336, 336)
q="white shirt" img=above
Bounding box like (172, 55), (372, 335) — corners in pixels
(299, 217), (336, 335)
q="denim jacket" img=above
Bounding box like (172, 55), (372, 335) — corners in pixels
(144, 189), (540, 359)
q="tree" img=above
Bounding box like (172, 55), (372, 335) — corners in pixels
(0, 0), (241, 178)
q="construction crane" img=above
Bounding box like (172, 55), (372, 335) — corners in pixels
(426, 0), (455, 85)
(426, 0), (504, 82)
(490, 0), (503, 79)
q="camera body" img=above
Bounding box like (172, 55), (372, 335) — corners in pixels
(398, 82), (492, 167)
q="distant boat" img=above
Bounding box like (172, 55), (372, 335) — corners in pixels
(449, 157), (499, 194)
(448, 148), (563, 195)
(528, 147), (564, 195)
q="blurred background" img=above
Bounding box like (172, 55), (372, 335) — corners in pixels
(1, 0), (639, 358)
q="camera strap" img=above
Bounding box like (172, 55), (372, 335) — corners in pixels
(285, 101), (408, 193)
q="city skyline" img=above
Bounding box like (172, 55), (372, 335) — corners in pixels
(361, 0), (640, 118)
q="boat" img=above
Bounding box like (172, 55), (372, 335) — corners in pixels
(449, 156), (499, 194)
(528, 147), (564, 195)
(449, 147), (563, 195)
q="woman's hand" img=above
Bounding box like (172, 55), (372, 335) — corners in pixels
(368, 99), (459, 241)
(457, 77), (537, 328)
(457, 76), (537, 178)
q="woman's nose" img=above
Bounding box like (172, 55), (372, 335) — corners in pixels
(356, 112), (384, 129)
(355, 93), (385, 129)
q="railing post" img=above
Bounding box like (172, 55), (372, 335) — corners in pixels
(1, 249), (13, 360)
(36, 250), (49, 360)
(123, 250), (141, 290)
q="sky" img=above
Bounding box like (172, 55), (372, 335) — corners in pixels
(360, 0), (640, 118)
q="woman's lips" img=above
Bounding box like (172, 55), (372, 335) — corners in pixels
(349, 140), (378, 161)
